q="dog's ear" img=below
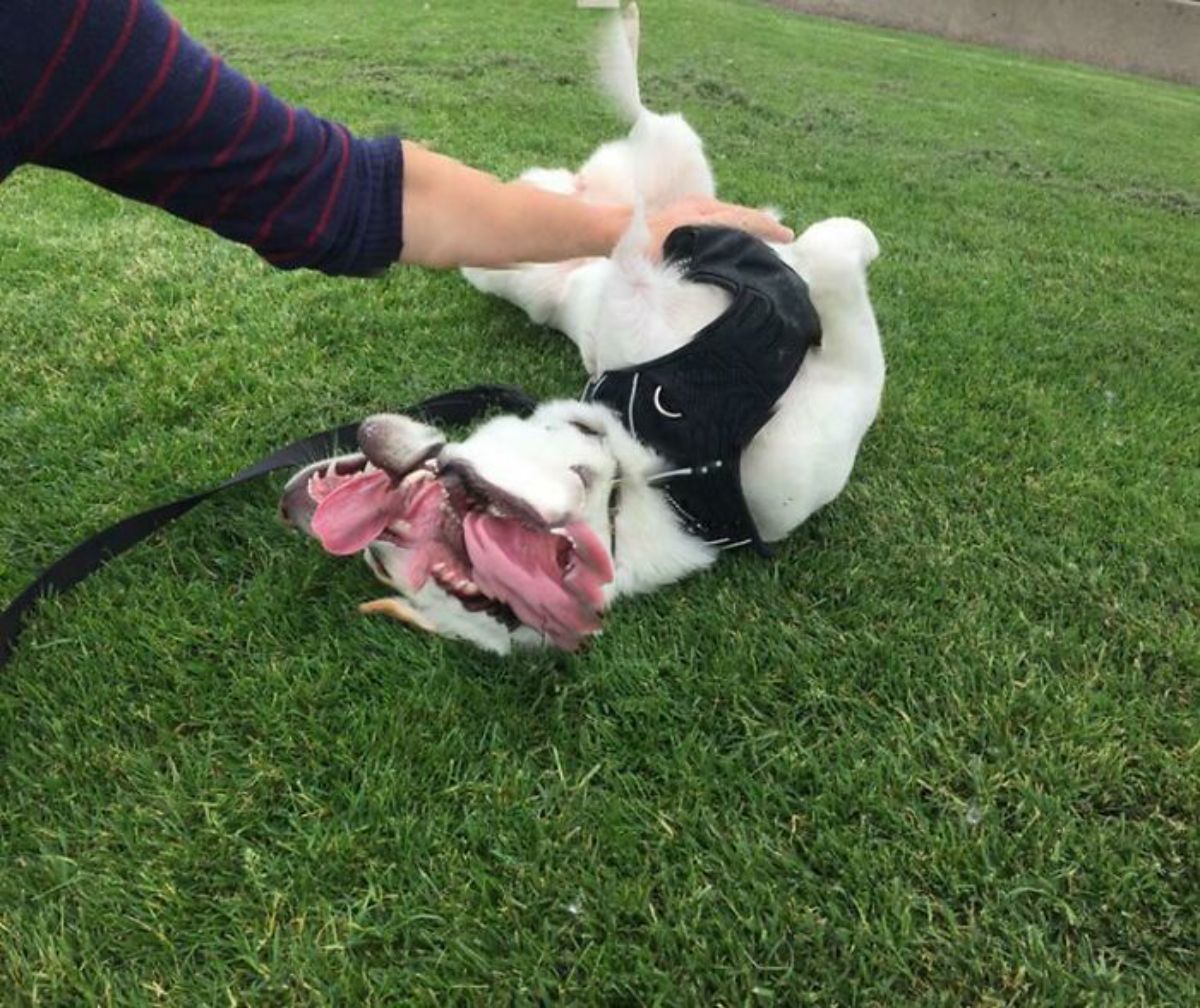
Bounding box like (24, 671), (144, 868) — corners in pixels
(357, 414), (445, 473)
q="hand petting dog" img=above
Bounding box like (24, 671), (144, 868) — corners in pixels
(398, 143), (792, 269)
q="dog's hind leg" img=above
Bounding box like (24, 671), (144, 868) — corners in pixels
(784, 218), (884, 381)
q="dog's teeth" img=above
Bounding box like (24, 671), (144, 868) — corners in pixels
(363, 461), (376, 474)
(462, 579), (479, 596)
(388, 520), (411, 536)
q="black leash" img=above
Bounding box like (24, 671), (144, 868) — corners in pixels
(0, 383), (538, 669)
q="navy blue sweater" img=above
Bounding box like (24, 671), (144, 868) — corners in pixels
(0, 0), (403, 275)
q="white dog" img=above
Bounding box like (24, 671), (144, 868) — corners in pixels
(281, 5), (884, 654)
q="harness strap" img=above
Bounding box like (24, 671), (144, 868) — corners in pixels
(0, 383), (537, 669)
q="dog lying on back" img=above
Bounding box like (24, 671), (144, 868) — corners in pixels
(280, 5), (884, 654)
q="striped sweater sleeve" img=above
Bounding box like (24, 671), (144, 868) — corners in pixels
(0, 0), (403, 276)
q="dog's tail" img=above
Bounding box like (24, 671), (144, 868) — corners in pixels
(598, 3), (643, 123)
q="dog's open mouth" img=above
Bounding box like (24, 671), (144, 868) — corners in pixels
(304, 459), (613, 650)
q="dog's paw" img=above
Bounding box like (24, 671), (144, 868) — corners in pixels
(359, 597), (439, 634)
(799, 217), (879, 268)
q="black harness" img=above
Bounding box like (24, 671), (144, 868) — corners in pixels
(582, 225), (822, 556)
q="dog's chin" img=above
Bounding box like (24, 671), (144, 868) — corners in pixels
(288, 454), (615, 651)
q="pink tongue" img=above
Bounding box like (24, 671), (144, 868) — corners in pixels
(462, 513), (613, 650)
(310, 470), (405, 555)
(308, 468), (615, 650)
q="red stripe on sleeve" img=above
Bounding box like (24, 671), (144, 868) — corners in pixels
(149, 70), (240, 207)
(152, 69), (258, 209)
(267, 126), (352, 261)
(212, 82), (262, 168)
(104, 54), (221, 182)
(251, 122), (331, 246)
(203, 104), (296, 229)
(306, 126), (352, 249)
(0, 0), (92, 138)
(30, 0), (142, 161)
(96, 17), (182, 150)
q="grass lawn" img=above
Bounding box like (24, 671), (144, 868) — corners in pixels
(1, 0), (1197, 1002)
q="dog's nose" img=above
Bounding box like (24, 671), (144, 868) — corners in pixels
(357, 414), (445, 475)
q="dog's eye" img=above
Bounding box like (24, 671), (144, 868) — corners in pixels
(569, 420), (602, 438)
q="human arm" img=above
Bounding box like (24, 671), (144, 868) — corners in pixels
(0, 0), (791, 276)
(0, 0), (401, 276)
(398, 141), (793, 269)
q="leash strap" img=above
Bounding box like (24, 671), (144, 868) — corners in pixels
(0, 383), (537, 668)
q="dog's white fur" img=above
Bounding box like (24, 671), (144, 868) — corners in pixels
(284, 5), (884, 653)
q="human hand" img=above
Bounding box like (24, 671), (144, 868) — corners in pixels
(645, 195), (794, 256)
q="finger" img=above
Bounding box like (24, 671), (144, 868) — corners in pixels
(705, 210), (792, 243)
(740, 209), (793, 243)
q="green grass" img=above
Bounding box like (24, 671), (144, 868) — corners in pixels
(1, 0), (1197, 1002)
